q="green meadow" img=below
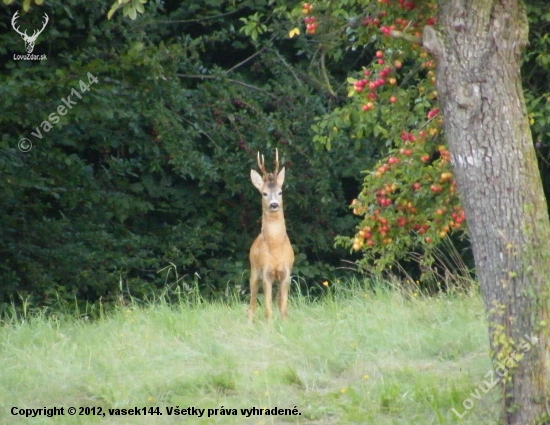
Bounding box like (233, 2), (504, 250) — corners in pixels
(1, 282), (498, 424)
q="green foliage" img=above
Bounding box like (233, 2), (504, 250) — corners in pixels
(284, 0), (550, 282)
(3, 0), (550, 304)
(107, 0), (147, 20)
(239, 12), (268, 41)
(286, 0), (466, 277)
(524, 1), (550, 196)
(0, 0), (361, 304)
(2, 0), (43, 12)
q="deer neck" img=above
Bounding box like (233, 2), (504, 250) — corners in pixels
(261, 209), (287, 244)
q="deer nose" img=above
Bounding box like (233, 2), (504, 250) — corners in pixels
(269, 202), (279, 210)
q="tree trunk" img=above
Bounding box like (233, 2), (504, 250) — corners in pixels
(423, 1), (550, 423)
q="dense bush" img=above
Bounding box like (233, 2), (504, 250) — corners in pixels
(1, 0), (550, 305)
(0, 0), (372, 304)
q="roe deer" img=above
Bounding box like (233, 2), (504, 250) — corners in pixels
(248, 149), (294, 322)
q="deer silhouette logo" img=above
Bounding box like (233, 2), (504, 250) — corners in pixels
(12, 11), (49, 54)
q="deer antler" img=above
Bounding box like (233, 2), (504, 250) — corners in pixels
(32, 13), (49, 39)
(11, 11), (26, 38)
(257, 152), (267, 178)
(256, 149), (280, 181)
(273, 148), (279, 177)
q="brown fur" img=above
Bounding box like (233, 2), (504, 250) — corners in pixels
(248, 150), (294, 322)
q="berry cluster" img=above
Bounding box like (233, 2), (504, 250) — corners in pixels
(302, 3), (317, 34)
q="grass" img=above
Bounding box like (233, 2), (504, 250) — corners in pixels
(0, 280), (500, 424)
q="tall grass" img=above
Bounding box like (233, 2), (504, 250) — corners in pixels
(1, 279), (497, 424)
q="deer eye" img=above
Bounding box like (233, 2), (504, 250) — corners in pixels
(278, 191), (282, 196)
(262, 192), (268, 196)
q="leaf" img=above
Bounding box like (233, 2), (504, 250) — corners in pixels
(373, 125), (388, 138)
(288, 27), (300, 38)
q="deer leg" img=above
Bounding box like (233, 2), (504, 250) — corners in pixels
(248, 268), (259, 323)
(277, 272), (290, 320)
(263, 273), (274, 322)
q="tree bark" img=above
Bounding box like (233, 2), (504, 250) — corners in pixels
(423, 1), (550, 423)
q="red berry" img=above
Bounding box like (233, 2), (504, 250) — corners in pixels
(362, 17), (373, 26)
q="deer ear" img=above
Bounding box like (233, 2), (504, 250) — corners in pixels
(250, 169), (264, 191)
(277, 167), (286, 187)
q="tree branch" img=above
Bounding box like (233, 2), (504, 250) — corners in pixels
(154, 8), (244, 25)
(389, 29), (422, 45)
(226, 35), (275, 74)
(181, 117), (220, 149)
(422, 26), (444, 57)
(175, 74), (278, 99)
(320, 51), (336, 97)
(269, 48), (303, 87)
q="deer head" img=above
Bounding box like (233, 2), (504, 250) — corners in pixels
(12, 11), (49, 54)
(250, 149), (286, 213)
